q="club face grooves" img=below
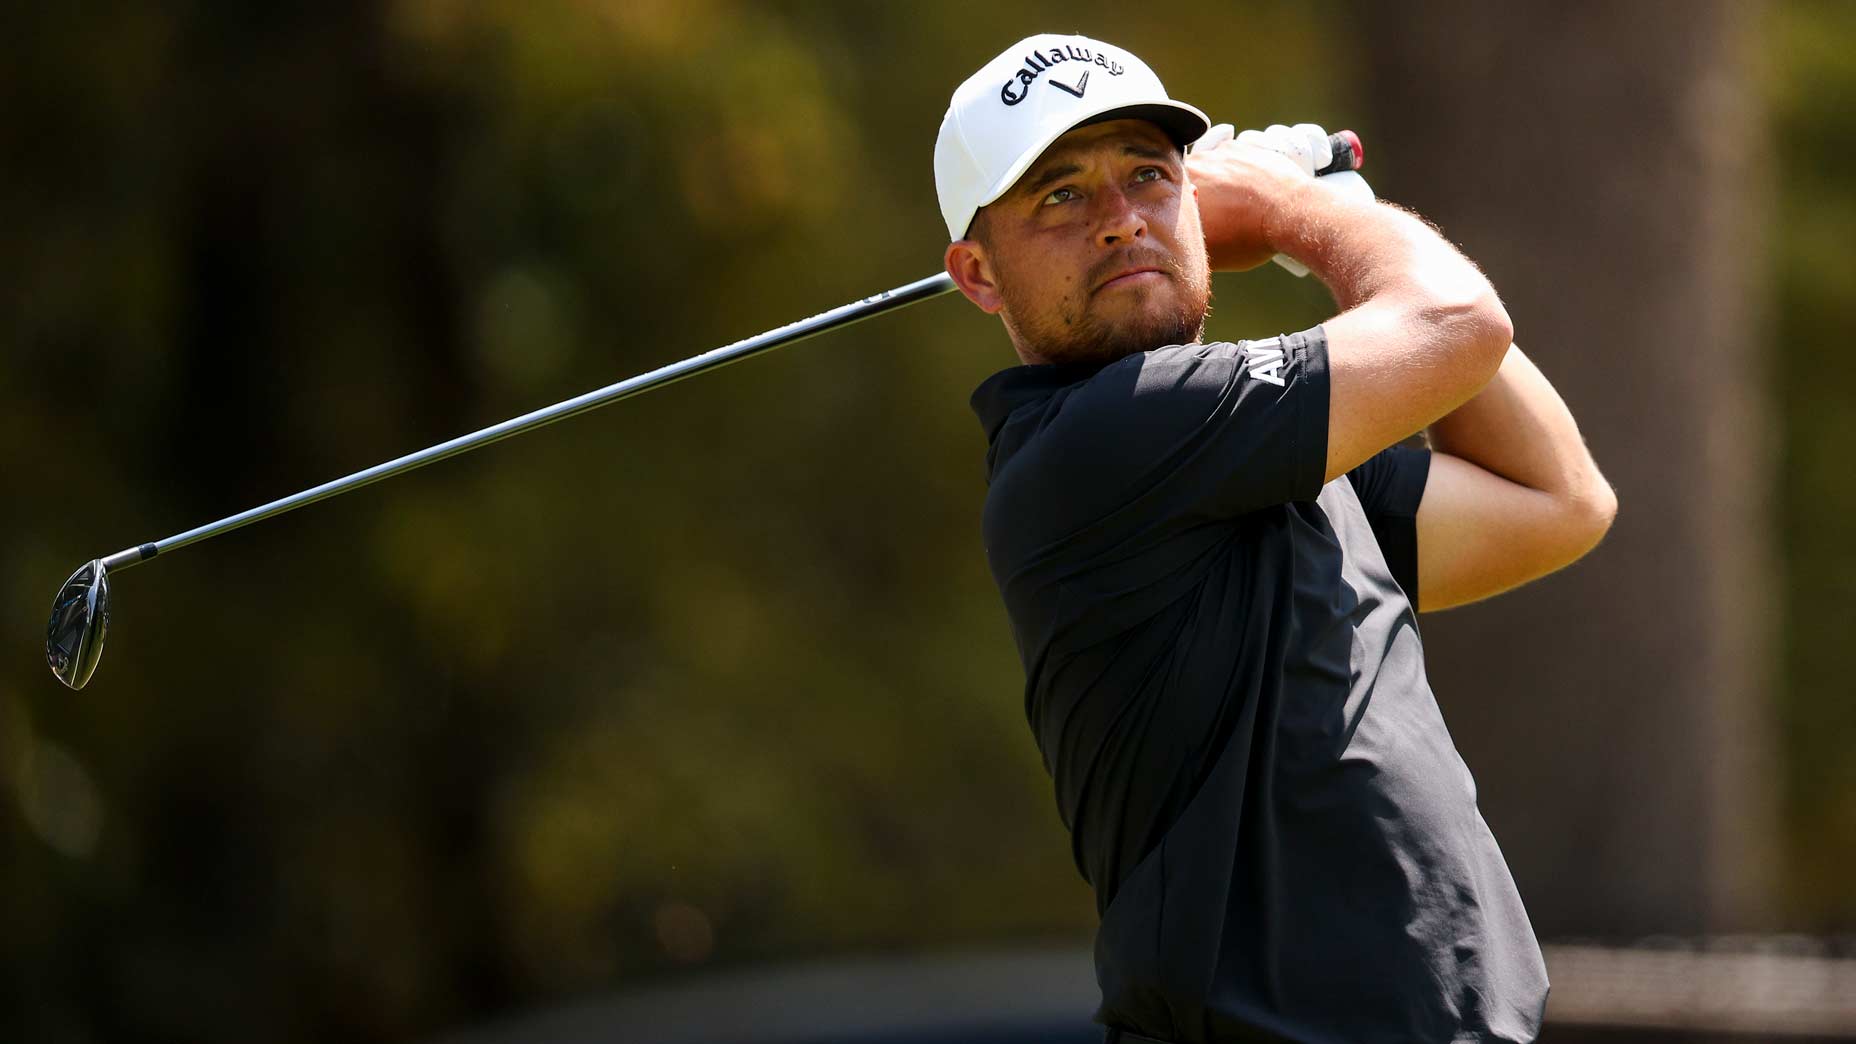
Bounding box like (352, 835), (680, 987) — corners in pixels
(46, 560), (109, 690)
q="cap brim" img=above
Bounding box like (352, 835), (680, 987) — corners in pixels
(1075, 102), (1210, 149)
(968, 98), (1210, 224)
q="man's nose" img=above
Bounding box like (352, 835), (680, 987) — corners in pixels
(1094, 187), (1147, 247)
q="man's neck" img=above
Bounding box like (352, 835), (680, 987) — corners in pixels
(1012, 338), (1203, 368)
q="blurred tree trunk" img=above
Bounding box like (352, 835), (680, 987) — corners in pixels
(1352, 0), (1777, 936)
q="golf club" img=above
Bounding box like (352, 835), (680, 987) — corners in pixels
(46, 128), (1364, 691)
(46, 272), (958, 690)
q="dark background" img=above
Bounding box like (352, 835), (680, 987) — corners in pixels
(4, 1), (1851, 1041)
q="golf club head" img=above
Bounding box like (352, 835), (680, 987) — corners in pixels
(47, 560), (109, 690)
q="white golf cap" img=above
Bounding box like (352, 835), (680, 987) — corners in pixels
(933, 34), (1209, 241)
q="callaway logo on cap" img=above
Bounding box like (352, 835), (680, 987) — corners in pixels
(933, 34), (1209, 241)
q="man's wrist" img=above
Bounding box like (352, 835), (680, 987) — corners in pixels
(1260, 178), (1323, 265)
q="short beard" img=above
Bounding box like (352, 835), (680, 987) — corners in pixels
(1000, 251), (1210, 368)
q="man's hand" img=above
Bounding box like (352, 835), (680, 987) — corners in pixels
(1186, 132), (1321, 271)
(1191, 121), (1612, 609)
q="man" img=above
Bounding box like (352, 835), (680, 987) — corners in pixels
(935, 34), (1617, 1044)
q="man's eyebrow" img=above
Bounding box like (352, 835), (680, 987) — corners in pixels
(1018, 161), (1083, 199)
(1017, 141), (1180, 200)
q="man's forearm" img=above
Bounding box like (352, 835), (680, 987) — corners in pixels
(1425, 344), (1614, 511)
(1194, 147), (1511, 337)
(1272, 184), (1512, 479)
(1269, 191), (1503, 324)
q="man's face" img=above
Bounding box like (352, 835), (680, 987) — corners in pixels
(945, 119), (1211, 367)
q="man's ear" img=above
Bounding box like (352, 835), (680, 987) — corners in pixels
(944, 238), (1005, 315)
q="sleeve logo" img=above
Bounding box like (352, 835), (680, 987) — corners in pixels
(1241, 337), (1287, 387)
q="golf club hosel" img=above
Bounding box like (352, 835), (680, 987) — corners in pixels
(100, 544), (158, 573)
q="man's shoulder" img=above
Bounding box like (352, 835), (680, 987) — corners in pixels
(1062, 342), (1243, 408)
(1101, 339), (1307, 396)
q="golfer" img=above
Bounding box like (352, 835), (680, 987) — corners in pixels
(937, 35), (1615, 1044)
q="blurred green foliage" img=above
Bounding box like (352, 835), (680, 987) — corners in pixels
(1768, 0), (1856, 925)
(0, 2), (1348, 1040)
(1, 2), (1850, 1042)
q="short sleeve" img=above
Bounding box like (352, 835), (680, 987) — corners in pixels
(1345, 445), (1433, 602)
(1044, 326), (1332, 522)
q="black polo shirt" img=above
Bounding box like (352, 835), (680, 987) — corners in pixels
(970, 329), (1548, 1043)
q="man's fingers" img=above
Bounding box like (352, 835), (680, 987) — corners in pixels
(1263, 124), (1310, 174)
(1292, 123), (1335, 170)
(1263, 123), (1332, 177)
(1193, 122), (1235, 152)
(1234, 127), (1273, 151)
(1233, 124), (1330, 178)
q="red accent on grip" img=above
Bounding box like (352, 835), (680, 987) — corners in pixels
(1314, 130), (1364, 176)
(1338, 129), (1363, 170)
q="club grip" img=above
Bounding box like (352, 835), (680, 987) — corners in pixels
(1316, 129), (1363, 176)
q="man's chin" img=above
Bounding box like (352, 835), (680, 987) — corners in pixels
(1004, 283), (1210, 367)
(1034, 323), (1199, 367)
(1059, 302), (1207, 365)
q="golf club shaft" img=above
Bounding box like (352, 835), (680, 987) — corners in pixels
(97, 272), (959, 574)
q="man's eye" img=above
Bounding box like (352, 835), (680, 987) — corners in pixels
(1133, 166), (1164, 183)
(1042, 187), (1077, 206)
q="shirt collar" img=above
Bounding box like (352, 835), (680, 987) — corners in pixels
(969, 358), (1111, 443)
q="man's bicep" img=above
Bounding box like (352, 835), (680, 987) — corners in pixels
(1415, 452), (1603, 612)
(1322, 300), (1507, 483)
